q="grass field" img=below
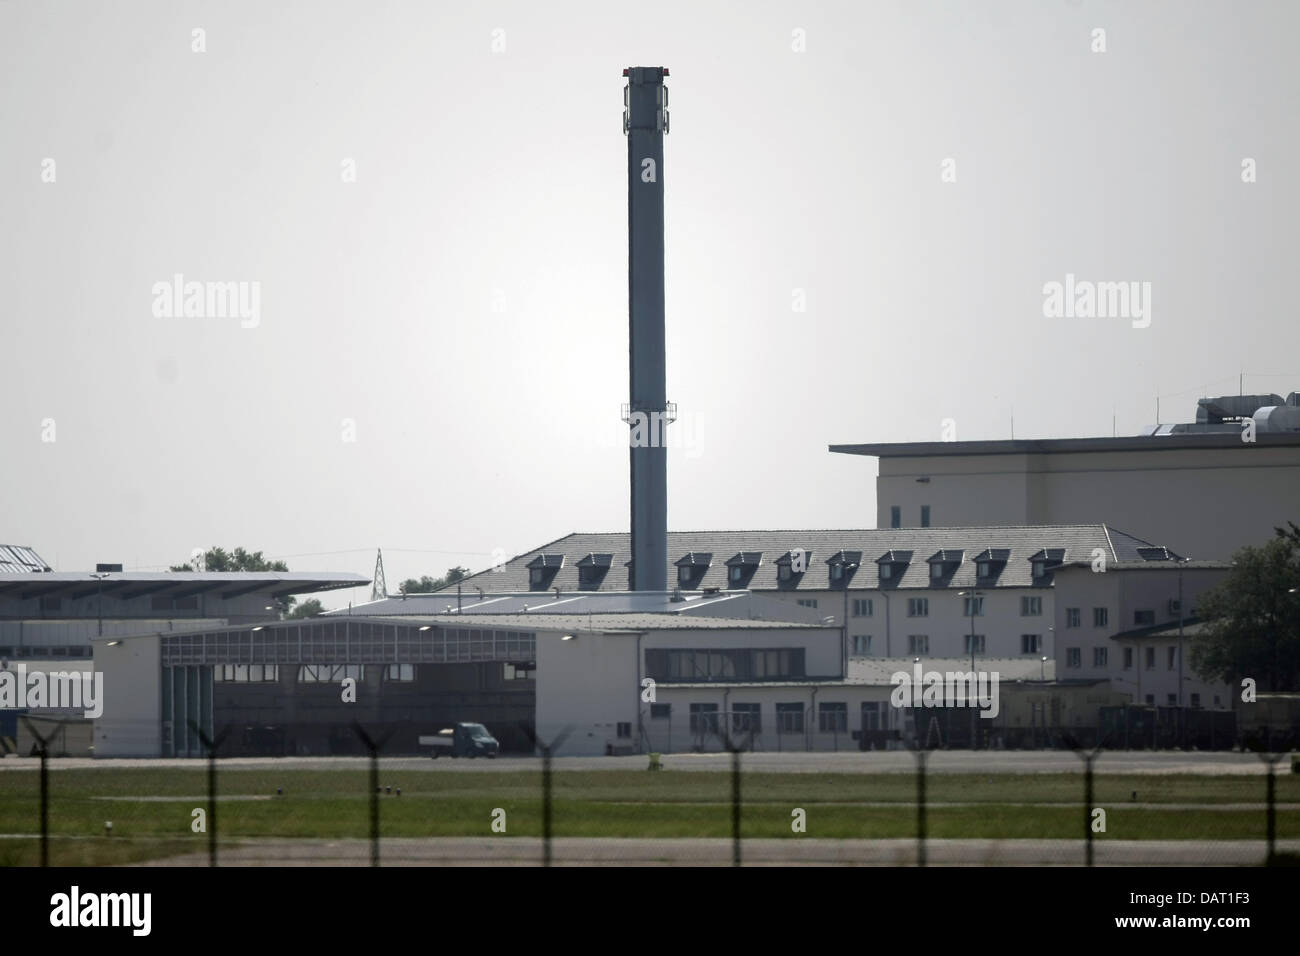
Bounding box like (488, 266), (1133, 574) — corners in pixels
(1, 766), (1297, 865)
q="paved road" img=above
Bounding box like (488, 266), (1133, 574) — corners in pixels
(2, 751), (1289, 774)
(131, 836), (1300, 867)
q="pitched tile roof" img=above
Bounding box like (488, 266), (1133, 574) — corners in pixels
(451, 525), (1164, 594)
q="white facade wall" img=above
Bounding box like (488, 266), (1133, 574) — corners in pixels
(647, 684), (898, 754)
(535, 624), (842, 756)
(0, 618), (226, 652)
(1052, 566), (1231, 709)
(876, 446), (1300, 560)
(92, 635), (162, 757)
(753, 587), (1056, 661)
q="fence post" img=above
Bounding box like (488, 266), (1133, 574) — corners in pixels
(713, 724), (753, 867)
(913, 746), (928, 867)
(353, 722), (396, 867)
(521, 723), (572, 867)
(21, 717), (66, 868)
(188, 721), (228, 867)
(1065, 734), (1106, 866)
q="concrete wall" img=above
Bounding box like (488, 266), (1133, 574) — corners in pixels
(876, 446), (1300, 559)
(93, 635), (161, 757)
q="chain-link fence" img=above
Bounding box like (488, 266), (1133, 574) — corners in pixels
(1, 716), (1297, 867)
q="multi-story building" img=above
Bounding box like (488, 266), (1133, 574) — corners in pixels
(830, 393), (1300, 561)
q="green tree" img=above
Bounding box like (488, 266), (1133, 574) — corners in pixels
(399, 567), (471, 594)
(171, 546), (296, 614)
(170, 547), (289, 573)
(1190, 529), (1300, 692)
(288, 598), (325, 619)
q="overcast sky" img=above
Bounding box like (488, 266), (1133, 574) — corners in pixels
(2, 0), (1296, 608)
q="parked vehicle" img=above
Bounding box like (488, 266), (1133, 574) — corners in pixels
(419, 723), (500, 758)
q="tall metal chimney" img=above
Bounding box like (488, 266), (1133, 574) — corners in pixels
(622, 66), (672, 591)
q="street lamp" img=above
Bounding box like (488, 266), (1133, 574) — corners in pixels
(90, 572), (110, 637)
(958, 589), (983, 750)
(1040, 655), (1047, 681)
(1176, 556), (1191, 749)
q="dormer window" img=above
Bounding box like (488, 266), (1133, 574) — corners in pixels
(875, 550), (913, 586)
(775, 549), (812, 588)
(1137, 547), (1181, 562)
(674, 552), (712, 589)
(825, 550), (862, 589)
(1028, 549), (1066, 582)
(576, 553), (613, 590)
(926, 550), (963, 583)
(725, 552), (762, 588)
(973, 548), (1010, 582)
(526, 554), (564, 591)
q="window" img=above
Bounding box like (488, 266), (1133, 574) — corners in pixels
(617, 722), (632, 738)
(852, 598), (873, 617)
(650, 703), (670, 720)
(962, 596), (984, 617)
(977, 561), (992, 578)
(796, 598), (819, 609)
(216, 664), (280, 682)
(880, 564), (893, 580)
(861, 702), (882, 731)
(964, 634), (986, 655)
(1191, 693), (1201, 708)
(1167, 694), (1177, 706)
(645, 648), (805, 682)
(1145, 647), (1155, 669)
(1123, 647), (1133, 669)
(920, 505), (930, 527)
(907, 598), (929, 617)
(907, 635), (929, 655)
(818, 702), (848, 732)
(729, 565), (743, 584)
(689, 703), (719, 734)
(1093, 607), (1109, 628)
(298, 664), (364, 682)
(386, 663), (415, 681)
(851, 635), (872, 655)
(1167, 646), (1176, 670)
(890, 506), (901, 528)
(1066, 647), (1081, 668)
(1134, 610), (1156, 626)
(1065, 607), (1081, 628)
(732, 703), (761, 734)
(51, 647), (68, 657)
(776, 702), (804, 733)
(778, 564), (793, 582)
(503, 662), (535, 680)
(1021, 596), (1042, 616)
(1093, 647), (1108, 667)
(1145, 694), (1155, 705)
(1021, 634), (1041, 654)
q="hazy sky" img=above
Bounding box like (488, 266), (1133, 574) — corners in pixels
(2, 0), (1297, 609)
